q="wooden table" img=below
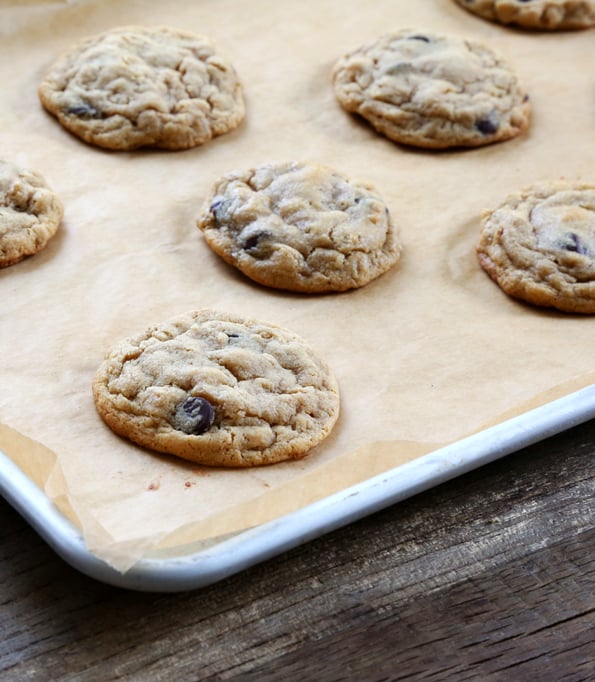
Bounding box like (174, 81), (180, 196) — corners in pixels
(1, 419), (593, 681)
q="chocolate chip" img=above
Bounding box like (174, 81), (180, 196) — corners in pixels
(562, 232), (588, 255)
(243, 234), (261, 249)
(66, 104), (100, 119)
(408, 35), (430, 42)
(475, 113), (499, 135)
(172, 396), (215, 435)
(240, 230), (272, 256)
(209, 199), (226, 222)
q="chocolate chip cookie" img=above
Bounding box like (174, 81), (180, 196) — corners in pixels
(92, 310), (340, 467)
(454, 0), (595, 29)
(332, 29), (530, 149)
(477, 181), (595, 313)
(0, 160), (63, 268)
(39, 26), (245, 151)
(196, 161), (401, 292)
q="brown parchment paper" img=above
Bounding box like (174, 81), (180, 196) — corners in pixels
(0, 0), (594, 572)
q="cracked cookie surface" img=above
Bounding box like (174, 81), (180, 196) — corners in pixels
(0, 160), (63, 268)
(92, 310), (340, 467)
(477, 181), (595, 313)
(454, 0), (595, 29)
(196, 161), (401, 292)
(39, 26), (244, 151)
(332, 29), (530, 149)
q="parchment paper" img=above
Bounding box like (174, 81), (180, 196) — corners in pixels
(0, 0), (593, 572)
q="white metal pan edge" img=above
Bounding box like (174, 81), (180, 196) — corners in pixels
(1, 384), (594, 592)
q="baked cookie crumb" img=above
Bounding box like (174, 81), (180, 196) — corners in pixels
(39, 26), (245, 151)
(92, 310), (340, 467)
(332, 29), (530, 149)
(477, 181), (595, 313)
(454, 0), (595, 30)
(197, 160), (401, 292)
(0, 160), (63, 268)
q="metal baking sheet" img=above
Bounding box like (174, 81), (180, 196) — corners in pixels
(1, 0), (594, 593)
(1, 384), (593, 592)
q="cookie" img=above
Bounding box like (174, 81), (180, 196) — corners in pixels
(477, 181), (595, 313)
(92, 310), (340, 467)
(196, 161), (401, 293)
(39, 26), (245, 151)
(454, 0), (595, 29)
(331, 29), (530, 149)
(0, 160), (63, 268)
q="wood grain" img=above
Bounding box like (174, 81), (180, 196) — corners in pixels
(1, 419), (593, 681)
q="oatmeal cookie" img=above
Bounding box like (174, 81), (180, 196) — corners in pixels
(0, 160), (63, 268)
(196, 161), (401, 293)
(39, 26), (245, 151)
(454, 0), (595, 29)
(92, 310), (340, 467)
(477, 181), (595, 313)
(331, 29), (530, 149)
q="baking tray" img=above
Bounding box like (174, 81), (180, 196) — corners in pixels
(1, 383), (593, 592)
(1, 0), (594, 593)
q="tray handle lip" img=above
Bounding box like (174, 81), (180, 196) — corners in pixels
(1, 383), (594, 592)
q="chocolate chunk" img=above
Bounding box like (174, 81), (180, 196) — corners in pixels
(240, 230), (272, 256)
(243, 235), (261, 249)
(66, 104), (100, 119)
(562, 232), (588, 255)
(172, 396), (215, 435)
(209, 199), (227, 222)
(475, 113), (499, 135)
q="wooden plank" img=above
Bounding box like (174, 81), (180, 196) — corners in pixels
(242, 530), (594, 682)
(0, 419), (593, 680)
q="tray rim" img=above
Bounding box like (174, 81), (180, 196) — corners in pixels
(1, 383), (594, 592)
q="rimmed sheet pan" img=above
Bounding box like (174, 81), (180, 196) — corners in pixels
(2, 384), (593, 592)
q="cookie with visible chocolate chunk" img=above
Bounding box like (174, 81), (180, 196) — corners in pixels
(0, 160), (63, 268)
(331, 29), (530, 149)
(92, 310), (340, 467)
(196, 161), (401, 293)
(454, 0), (595, 30)
(38, 26), (244, 151)
(477, 181), (595, 313)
